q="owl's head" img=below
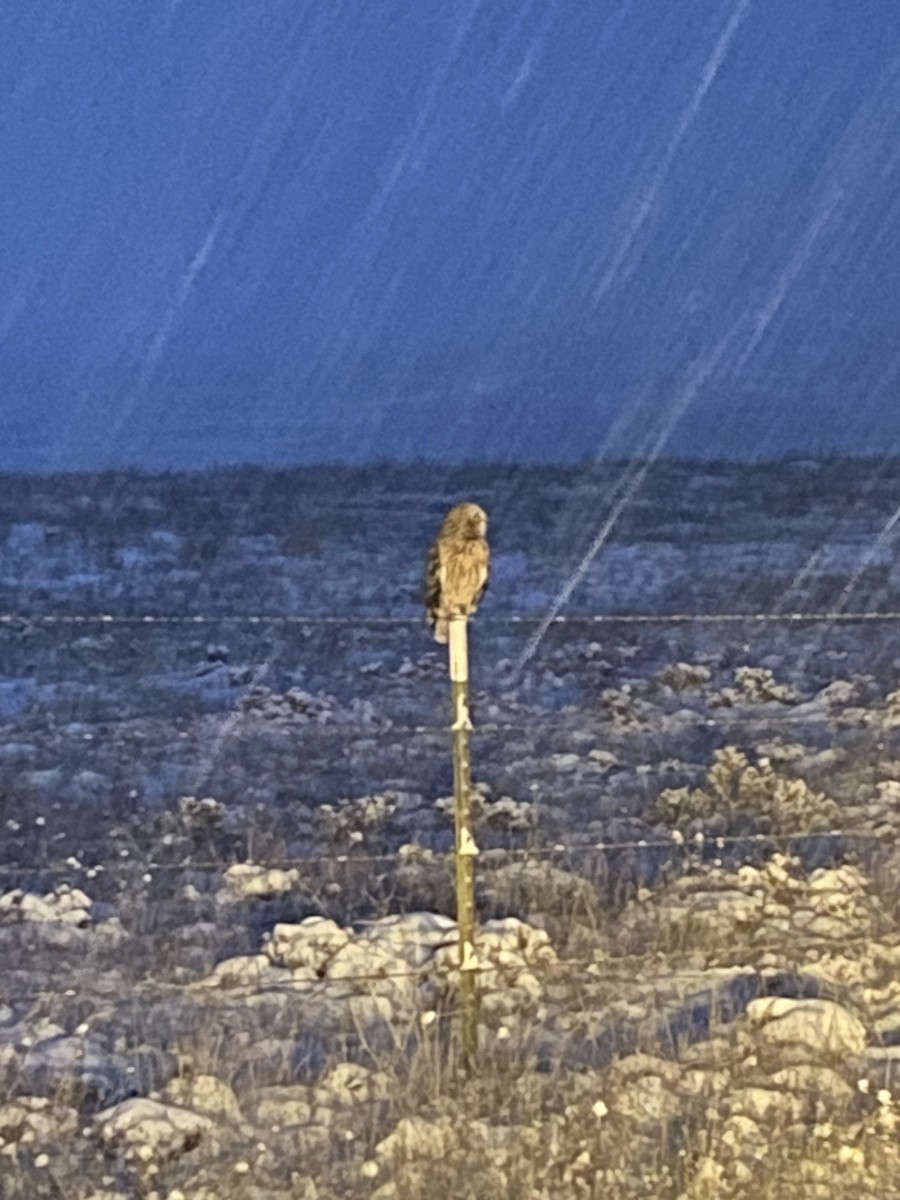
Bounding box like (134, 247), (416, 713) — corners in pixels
(443, 502), (488, 539)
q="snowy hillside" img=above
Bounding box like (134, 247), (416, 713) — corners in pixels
(2, 459), (900, 1198)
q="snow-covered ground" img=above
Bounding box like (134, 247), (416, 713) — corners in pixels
(2, 459), (900, 1198)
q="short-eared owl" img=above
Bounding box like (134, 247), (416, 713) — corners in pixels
(425, 502), (490, 643)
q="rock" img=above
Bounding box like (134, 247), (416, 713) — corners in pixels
(264, 917), (349, 971)
(793, 912), (857, 940)
(240, 685), (336, 722)
(476, 793), (535, 829)
(687, 888), (765, 924)
(220, 864), (300, 900)
(745, 997), (867, 1060)
(315, 1061), (391, 1105)
(21, 1035), (135, 1108)
(688, 1155), (725, 1191)
(361, 911), (456, 968)
(476, 917), (556, 965)
(162, 1074), (242, 1123)
(253, 1086), (313, 1128)
(0, 884), (93, 927)
(428, 916), (556, 1016)
(658, 662), (712, 691)
(769, 1063), (854, 1104)
(808, 865), (868, 897)
(375, 1116), (458, 1162)
(588, 748), (620, 769)
(95, 1096), (216, 1163)
(681, 1068), (731, 1097)
(326, 940), (408, 997)
(717, 1112), (768, 1160)
(817, 679), (859, 708)
(178, 794), (226, 828)
(480, 973), (542, 1019)
(611, 1074), (684, 1127)
(733, 666), (798, 703)
(607, 1052), (682, 1087)
(603, 1053), (684, 1127)
(201, 953), (303, 991)
(728, 1086), (806, 1123)
(0, 1095), (78, 1145)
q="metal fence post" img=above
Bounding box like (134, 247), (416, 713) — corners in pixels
(448, 615), (478, 1070)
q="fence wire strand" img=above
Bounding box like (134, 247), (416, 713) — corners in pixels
(0, 929), (892, 1012)
(0, 710), (872, 742)
(6, 610), (900, 627)
(1, 604), (897, 1013)
(0, 823), (895, 879)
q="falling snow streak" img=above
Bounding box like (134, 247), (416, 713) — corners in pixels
(770, 452), (900, 618)
(2, 3), (900, 468)
(592, 0), (752, 304)
(516, 334), (733, 671)
(833, 501), (900, 617)
(310, 0), (487, 385)
(189, 631), (281, 796)
(733, 189), (844, 374)
(101, 214), (225, 452)
(103, 8), (331, 453)
(519, 162), (867, 670)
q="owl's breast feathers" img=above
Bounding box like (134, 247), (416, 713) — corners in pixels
(426, 537), (489, 643)
(439, 537), (489, 613)
(425, 502), (490, 643)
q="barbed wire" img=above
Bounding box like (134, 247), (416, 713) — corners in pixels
(0, 928), (892, 1011)
(6, 610), (900, 627)
(32, 709), (879, 740)
(1, 604), (898, 1005)
(0, 705), (883, 756)
(0, 823), (895, 880)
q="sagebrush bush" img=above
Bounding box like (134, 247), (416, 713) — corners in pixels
(655, 746), (841, 835)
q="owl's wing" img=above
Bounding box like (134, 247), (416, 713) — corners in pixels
(424, 539), (442, 627)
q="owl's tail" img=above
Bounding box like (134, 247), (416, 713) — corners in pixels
(433, 617), (449, 644)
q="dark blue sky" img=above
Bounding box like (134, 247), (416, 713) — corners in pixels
(2, 0), (900, 470)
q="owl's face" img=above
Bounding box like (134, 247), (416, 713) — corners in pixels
(444, 502), (488, 539)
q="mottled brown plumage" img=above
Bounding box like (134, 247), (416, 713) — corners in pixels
(425, 502), (490, 643)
